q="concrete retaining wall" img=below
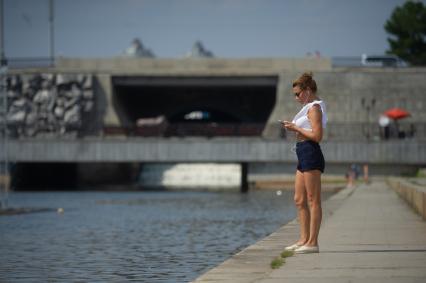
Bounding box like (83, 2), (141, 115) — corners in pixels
(387, 177), (426, 220)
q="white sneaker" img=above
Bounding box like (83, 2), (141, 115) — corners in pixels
(294, 245), (319, 254)
(284, 243), (303, 251)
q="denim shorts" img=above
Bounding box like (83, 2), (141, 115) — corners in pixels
(296, 140), (325, 173)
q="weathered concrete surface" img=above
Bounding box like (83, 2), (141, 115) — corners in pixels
(388, 177), (426, 220)
(54, 57), (332, 74)
(192, 181), (426, 283)
(9, 60), (426, 140)
(191, 183), (355, 283)
(4, 138), (426, 165)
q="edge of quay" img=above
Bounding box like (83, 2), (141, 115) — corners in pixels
(191, 184), (356, 283)
(387, 177), (426, 220)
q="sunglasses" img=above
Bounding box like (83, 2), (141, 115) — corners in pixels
(294, 90), (303, 97)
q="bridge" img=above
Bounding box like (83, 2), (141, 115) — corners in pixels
(6, 137), (425, 164)
(3, 58), (426, 189)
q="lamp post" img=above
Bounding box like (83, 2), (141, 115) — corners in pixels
(0, 0), (5, 66)
(0, 0), (9, 209)
(361, 97), (376, 140)
(48, 0), (55, 66)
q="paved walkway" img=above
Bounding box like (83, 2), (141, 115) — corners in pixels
(192, 181), (426, 283)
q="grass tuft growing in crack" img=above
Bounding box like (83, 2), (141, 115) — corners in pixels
(281, 250), (294, 258)
(270, 257), (284, 269)
(270, 249), (295, 269)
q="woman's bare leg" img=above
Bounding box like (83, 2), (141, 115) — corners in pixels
(294, 170), (310, 245)
(304, 170), (322, 246)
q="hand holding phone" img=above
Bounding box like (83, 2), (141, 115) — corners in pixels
(282, 121), (295, 131)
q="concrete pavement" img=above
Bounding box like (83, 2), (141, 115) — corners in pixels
(192, 180), (426, 283)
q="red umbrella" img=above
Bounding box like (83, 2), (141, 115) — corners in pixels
(384, 107), (410, 120)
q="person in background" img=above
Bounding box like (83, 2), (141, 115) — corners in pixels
(363, 164), (370, 184)
(346, 168), (355, 188)
(281, 72), (327, 254)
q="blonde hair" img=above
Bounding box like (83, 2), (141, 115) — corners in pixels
(292, 72), (317, 93)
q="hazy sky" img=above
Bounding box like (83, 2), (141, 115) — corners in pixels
(4, 0), (424, 59)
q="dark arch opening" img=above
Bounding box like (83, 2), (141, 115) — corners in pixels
(112, 76), (277, 136)
(11, 163), (78, 190)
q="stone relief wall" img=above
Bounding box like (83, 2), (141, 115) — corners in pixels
(5, 74), (95, 138)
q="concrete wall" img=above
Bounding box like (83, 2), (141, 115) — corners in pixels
(264, 69), (426, 139)
(5, 138), (426, 166)
(387, 177), (426, 220)
(55, 57), (332, 75)
(95, 74), (119, 128)
(54, 57), (330, 128)
(9, 59), (426, 139)
(55, 60), (426, 140)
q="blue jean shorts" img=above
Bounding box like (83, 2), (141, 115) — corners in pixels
(296, 140), (325, 173)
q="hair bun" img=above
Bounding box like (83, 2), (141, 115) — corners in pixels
(292, 71), (317, 93)
(301, 72), (313, 79)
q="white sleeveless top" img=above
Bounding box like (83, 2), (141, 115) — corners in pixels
(292, 100), (327, 132)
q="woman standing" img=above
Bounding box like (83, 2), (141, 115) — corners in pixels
(281, 72), (327, 254)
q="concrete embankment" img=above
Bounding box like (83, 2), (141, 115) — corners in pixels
(387, 177), (426, 220)
(191, 181), (355, 283)
(192, 180), (426, 283)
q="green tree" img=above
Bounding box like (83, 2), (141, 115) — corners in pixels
(384, 1), (426, 66)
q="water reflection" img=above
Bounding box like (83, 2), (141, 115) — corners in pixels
(0, 190), (331, 282)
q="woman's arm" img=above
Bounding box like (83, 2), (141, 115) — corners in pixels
(284, 105), (323, 143)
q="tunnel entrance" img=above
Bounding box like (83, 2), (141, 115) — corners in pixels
(11, 163), (140, 190)
(111, 76), (277, 136)
(12, 163), (78, 190)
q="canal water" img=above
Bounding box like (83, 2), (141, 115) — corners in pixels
(0, 189), (332, 282)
